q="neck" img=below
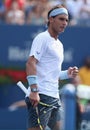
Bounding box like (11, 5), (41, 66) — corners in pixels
(48, 28), (58, 40)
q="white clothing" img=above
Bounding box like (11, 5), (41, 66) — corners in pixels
(28, 30), (64, 98)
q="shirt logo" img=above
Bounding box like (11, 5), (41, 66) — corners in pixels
(36, 51), (40, 54)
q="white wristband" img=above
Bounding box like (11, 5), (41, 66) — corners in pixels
(26, 75), (38, 86)
(59, 70), (69, 80)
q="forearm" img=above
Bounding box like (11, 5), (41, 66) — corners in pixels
(26, 56), (37, 76)
(59, 66), (78, 80)
(26, 56), (38, 89)
(26, 56), (40, 106)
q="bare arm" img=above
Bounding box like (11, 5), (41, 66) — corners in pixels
(26, 56), (40, 107)
(26, 56), (38, 75)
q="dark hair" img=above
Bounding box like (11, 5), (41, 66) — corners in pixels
(47, 4), (67, 26)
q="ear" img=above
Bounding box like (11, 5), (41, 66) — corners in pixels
(49, 17), (54, 23)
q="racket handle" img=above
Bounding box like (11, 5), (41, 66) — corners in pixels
(17, 81), (29, 95)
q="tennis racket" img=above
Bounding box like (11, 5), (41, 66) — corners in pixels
(17, 81), (58, 130)
(17, 81), (57, 108)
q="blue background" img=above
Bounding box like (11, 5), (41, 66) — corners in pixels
(0, 25), (90, 129)
(0, 25), (90, 69)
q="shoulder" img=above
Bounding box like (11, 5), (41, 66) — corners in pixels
(31, 31), (49, 48)
(34, 30), (49, 41)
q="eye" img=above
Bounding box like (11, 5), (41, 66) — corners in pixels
(59, 18), (69, 22)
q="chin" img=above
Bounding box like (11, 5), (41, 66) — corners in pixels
(59, 28), (65, 32)
(59, 30), (64, 34)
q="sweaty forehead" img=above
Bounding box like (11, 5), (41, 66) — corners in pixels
(56, 14), (69, 19)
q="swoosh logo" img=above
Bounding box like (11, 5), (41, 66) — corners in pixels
(36, 51), (40, 54)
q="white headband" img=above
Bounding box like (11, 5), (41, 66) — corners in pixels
(49, 8), (68, 17)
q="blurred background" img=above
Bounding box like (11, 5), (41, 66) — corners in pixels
(0, 0), (90, 130)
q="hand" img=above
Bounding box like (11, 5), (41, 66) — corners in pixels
(68, 66), (79, 78)
(29, 92), (40, 107)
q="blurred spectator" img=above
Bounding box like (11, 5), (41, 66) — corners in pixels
(0, 0), (90, 26)
(77, 0), (90, 26)
(26, 4), (45, 25)
(24, 0), (36, 20)
(66, 0), (83, 26)
(79, 56), (90, 86)
(4, 0), (25, 10)
(25, 0), (51, 25)
(66, 0), (90, 26)
(0, 0), (5, 24)
(5, 0), (25, 25)
(48, 0), (62, 6)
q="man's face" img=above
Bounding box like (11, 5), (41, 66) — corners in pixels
(50, 14), (69, 34)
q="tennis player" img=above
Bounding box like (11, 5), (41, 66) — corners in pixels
(25, 4), (78, 130)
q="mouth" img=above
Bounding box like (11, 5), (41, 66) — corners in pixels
(59, 27), (65, 32)
(60, 26), (65, 29)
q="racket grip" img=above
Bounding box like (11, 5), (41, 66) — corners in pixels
(17, 81), (29, 95)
